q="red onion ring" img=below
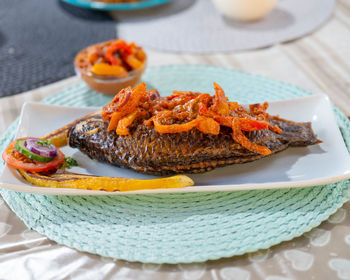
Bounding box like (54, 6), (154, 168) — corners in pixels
(24, 138), (57, 158)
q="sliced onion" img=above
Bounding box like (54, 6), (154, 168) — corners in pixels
(24, 138), (57, 158)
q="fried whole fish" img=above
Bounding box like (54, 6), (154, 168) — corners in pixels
(68, 111), (320, 175)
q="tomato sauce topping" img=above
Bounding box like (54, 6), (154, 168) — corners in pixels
(102, 82), (282, 155)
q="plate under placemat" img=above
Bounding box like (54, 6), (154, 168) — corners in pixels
(0, 65), (349, 263)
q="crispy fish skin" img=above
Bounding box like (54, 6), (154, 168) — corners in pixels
(68, 114), (320, 175)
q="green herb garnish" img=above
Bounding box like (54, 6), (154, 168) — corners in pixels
(61, 157), (78, 169)
(36, 140), (51, 147)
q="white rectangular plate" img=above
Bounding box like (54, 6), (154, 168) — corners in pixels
(1, 94), (350, 195)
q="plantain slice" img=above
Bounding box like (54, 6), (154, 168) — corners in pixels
(19, 169), (194, 192)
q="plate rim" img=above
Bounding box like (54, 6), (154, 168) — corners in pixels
(1, 94), (350, 196)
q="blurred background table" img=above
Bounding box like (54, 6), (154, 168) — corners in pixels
(0, 0), (350, 279)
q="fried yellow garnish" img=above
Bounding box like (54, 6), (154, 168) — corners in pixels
(19, 169), (194, 192)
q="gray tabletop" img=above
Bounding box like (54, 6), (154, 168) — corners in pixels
(0, 0), (115, 97)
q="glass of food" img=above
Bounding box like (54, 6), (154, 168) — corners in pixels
(74, 39), (147, 96)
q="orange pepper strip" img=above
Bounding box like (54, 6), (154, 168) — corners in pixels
(91, 63), (128, 76)
(124, 55), (143, 70)
(229, 102), (239, 111)
(214, 115), (233, 127)
(102, 83), (147, 124)
(153, 117), (200, 134)
(105, 40), (129, 66)
(87, 48), (100, 65)
(237, 118), (269, 131)
(153, 114), (220, 135)
(200, 104), (270, 132)
(269, 124), (283, 134)
(211, 82), (229, 115)
(199, 104), (231, 126)
(136, 48), (146, 62)
(116, 111), (138, 135)
(107, 111), (124, 131)
(197, 117), (220, 135)
(122, 82), (147, 112)
(102, 87), (130, 121)
(116, 109), (147, 135)
(232, 119), (271, 156)
(215, 116), (268, 131)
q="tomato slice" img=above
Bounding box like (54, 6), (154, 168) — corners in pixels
(2, 138), (65, 172)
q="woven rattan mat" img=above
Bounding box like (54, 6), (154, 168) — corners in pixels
(0, 0), (116, 97)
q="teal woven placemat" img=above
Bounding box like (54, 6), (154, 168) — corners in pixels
(1, 65), (350, 264)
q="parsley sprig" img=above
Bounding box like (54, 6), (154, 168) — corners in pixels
(36, 140), (51, 147)
(61, 157), (78, 169)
